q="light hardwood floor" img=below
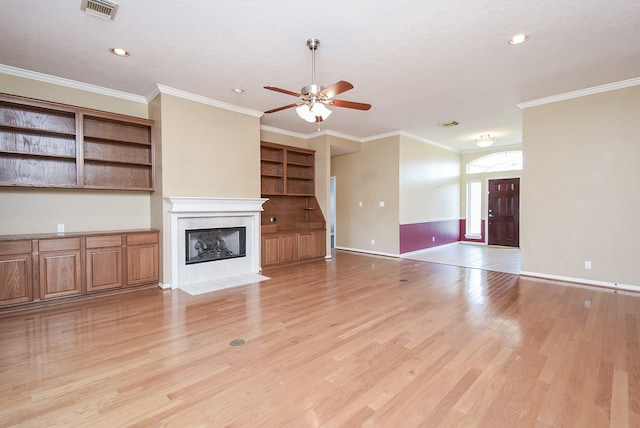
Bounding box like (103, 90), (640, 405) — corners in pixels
(1, 250), (638, 427)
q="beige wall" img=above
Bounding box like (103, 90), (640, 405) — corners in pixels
(332, 136), (400, 254)
(521, 85), (640, 288)
(399, 135), (460, 224)
(0, 72), (151, 235)
(160, 94), (260, 198)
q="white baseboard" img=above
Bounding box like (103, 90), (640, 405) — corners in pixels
(520, 271), (640, 293)
(335, 246), (399, 258)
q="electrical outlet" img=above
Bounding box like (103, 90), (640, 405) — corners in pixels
(585, 261), (592, 269)
(57, 224), (65, 233)
(432, 236), (436, 242)
(359, 201), (363, 207)
(379, 201), (385, 207)
(371, 239), (375, 245)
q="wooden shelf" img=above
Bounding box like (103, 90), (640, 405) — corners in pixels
(260, 142), (315, 197)
(0, 93), (155, 191)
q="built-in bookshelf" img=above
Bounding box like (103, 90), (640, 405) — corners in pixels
(0, 93), (154, 191)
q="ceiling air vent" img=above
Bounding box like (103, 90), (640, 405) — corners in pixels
(81, 0), (119, 20)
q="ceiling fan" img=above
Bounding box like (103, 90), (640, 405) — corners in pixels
(264, 38), (371, 123)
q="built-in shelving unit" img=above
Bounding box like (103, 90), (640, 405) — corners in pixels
(0, 93), (154, 191)
(260, 142), (314, 196)
(260, 141), (326, 267)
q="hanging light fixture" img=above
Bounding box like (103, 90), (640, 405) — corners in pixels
(296, 39), (332, 122)
(296, 101), (332, 122)
(474, 134), (496, 148)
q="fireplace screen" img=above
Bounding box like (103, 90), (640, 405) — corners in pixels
(185, 227), (246, 265)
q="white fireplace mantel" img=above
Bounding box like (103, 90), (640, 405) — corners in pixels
(166, 197), (267, 289)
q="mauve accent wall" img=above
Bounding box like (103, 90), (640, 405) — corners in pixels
(459, 219), (486, 243)
(399, 220), (460, 253)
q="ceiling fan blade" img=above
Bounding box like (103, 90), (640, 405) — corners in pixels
(264, 103), (299, 114)
(319, 81), (354, 99)
(331, 99), (372, 111)
(264, 86), (301, 97)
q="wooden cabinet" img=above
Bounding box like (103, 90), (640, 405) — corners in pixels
(86, 235), (123, 292)
(261, 234), (297, 267)
(261, 231), (325, 267)
(298, 231), (326, 260)
(0, 93), (154, 191)
(260, 142), (314, 196)
(38, 238), (82, 300)
(126, 232), (159, 286)
(0, 230), (159, 309)
(0, 240), (33, 307)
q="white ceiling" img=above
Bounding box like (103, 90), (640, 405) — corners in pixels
(1, 0), (639, 152)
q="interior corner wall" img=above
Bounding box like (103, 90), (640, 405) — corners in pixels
(521, 85), (640, 288)
(332, 135), (400, 255)
(0, 72), (152, 235)
(308, 135), (331, 257)
(398, 135), (461, 252)
(399, 135), (461, 223)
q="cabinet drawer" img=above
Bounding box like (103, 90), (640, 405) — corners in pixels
(127, 232), (158, 245)
(0, 240), (32, 256)
(38, 238), (81, 252)
(86, 235), (122, 248)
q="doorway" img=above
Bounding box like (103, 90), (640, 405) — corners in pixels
(330, 176), (336, 249)
(488, 178), (520, 247)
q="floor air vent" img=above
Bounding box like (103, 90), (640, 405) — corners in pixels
(81, 0), (119, 20)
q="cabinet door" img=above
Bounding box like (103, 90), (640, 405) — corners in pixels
(86, 246), (123, 292)
(126, 244), (158, 286)
(311, 231), (326, 258)
(279, 234), (297, 263)
(298, 233), (313, 260)
(86, 235), (123, 292)
(262, 235), (281, 267)
(0, 253), (33, 307)
(39, 242), (82, 300)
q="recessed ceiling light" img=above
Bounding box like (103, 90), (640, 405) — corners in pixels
(232, 88), (245, 94)
(508, 34), (530, 45)
(109, 47), (130, 57)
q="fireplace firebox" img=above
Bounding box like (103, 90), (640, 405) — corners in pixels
(185, 227), (246, 265)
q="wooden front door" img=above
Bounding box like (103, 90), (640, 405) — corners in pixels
(488, 178), (520, 247)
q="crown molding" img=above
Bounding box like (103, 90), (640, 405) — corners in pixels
(362, 130), (459, 153)
(154, 84), (263, 118)
(518, 76), (640, 109)
(0, 64), (148, 104)
(259, 125), (312, 140)
(259, 126), (363, 142)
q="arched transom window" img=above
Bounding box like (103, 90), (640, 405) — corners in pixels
(467, 151), (522, 174)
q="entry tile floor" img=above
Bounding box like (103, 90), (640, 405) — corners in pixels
(401, 242), (520, 274)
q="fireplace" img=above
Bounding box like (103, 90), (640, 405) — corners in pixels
(166, 197), (267, 290)
(185, 226), (246, 265)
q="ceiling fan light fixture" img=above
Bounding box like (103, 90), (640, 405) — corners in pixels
(474, 134), (496, 148)
(296, 102), (331, 122)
